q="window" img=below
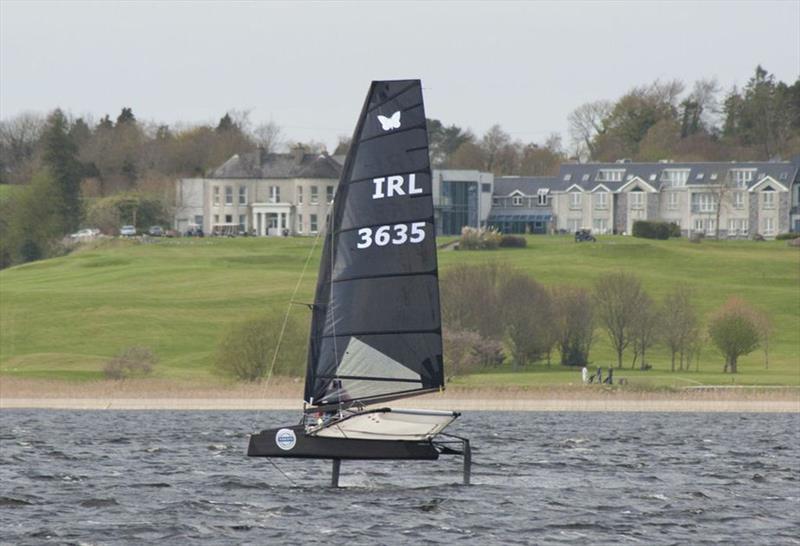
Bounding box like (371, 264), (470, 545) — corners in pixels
(225, 186), (233, 205)
(537, 189), (549, 206)
(630, 192), (644, 209)
(297, 185), (303, 204)
(649, 173), (657, 182)
(270, 185), (280, 203)
(238, 214), (246, 231)
(733, 191), (745, 209)
(593, 218), (608, 233)
(693, 218), (704, 231)
(563, 174), (572, 181)
(481, 183), (492, 193)
(239, 186), (247, 205)
(691, 193), (716, 213)
(310, 186), (319, 204)
(668, 192), (679, 210)
(310, 214), (318, 233)
(661, 169), (689, 187)
(779, 172), (788, 181)
(706, 219), (716, 234)
(710, 173), (718, 181)
(570, 192), (582, 208)
(739, 219), (749, 234)
(297, 214), (304, 233)
(764, 217), (774, 235)
(594, 191), (608, 209)
(762, 191), (775, 209)
(225, 214), (232, 223)
(730, 169), (755, 188)
(728, 218), (737, 234)
(568, 218), (581, 232)
(596, 169), (624, 182)
(512, 195), (523, 206)
(492, 197), (499, 205)
(696, 172), (705, 180)
(213, 186), (220, 206)
(194, 215), (203, 226)
(213, 214), (219, 224)
(581, 174), (590, 181)
(327, 185), (335, 203)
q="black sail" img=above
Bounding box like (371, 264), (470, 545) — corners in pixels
(304, 80), (443, 409)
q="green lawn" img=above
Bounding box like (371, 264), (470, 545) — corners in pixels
(1, 235), (798, 386)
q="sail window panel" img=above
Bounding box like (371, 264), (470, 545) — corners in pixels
(361, 104), (427, 142)
(322, 276), (440, 338)
(350, 129), (430, 181)
(332, 223), (436, 281)
(339, 173), (433, 230)
(366, 80), (423, 112)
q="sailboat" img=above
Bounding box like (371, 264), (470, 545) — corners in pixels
(247, 80), (470, 485)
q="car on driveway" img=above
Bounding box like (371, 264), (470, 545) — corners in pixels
(70, 228), (100, 240)
(147, 226), (164, 237)
(120, 225), (137, 237)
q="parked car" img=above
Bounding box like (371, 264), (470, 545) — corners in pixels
(574, 229), (596, 243)
(120, 225), (137, 237)
(70, 228), (100, 240)
(147, 225), (164, 237)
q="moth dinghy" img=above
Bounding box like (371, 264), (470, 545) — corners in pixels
(247, 80), (471, 486)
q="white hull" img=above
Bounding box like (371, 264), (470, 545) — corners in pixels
(309, 408), (458, 441)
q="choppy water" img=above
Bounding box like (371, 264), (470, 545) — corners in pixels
(1, 410), (798, 545)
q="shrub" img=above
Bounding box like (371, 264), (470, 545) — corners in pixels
(459, 226), (502, 250)
(775, 232), (799, 241)
(443, 328), (504, 380)
(440, 263), (509, 340)
(215, 312), (308, 381)
(632, 220), (677, 240)
(499, 235), (527, 248)
(551, 285), (594, 366)
(104, 346), (157, 379)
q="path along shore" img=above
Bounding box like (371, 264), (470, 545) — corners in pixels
(1, 379), (797, 412)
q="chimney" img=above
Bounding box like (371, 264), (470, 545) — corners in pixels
(257, 145), (266, 165)
(292, 144), (306, 164)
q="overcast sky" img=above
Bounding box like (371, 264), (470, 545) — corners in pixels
(1, 1), (798, 150)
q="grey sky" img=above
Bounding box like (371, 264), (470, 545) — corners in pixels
(2, 1), (798, 151)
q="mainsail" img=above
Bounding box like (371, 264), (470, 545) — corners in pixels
(304, 80), (443, 409)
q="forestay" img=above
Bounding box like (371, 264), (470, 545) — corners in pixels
(304, 80), (443, 410)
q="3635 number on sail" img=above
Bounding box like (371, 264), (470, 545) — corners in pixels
(356, 222), (426, 249)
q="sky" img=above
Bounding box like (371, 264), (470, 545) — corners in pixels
(1, 1), (798, 151)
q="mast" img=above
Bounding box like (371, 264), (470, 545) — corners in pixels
(304, 80), (443, 410)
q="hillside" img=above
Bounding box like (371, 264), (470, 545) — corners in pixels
(1, 235), (798, 387)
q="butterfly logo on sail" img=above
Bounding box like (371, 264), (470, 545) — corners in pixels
(377, 111), (401, 131)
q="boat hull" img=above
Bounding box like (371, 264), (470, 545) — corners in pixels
(247, 425), (439, 460)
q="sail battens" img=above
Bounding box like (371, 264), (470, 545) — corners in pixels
(304, 80), (443, 408)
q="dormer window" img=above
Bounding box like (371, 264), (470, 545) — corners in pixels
(596, 169), (624, 182)
(564, 174), (572, 181)
(512, 195), (523, 206)
(661, 169), (690, 187)
(710, 173), (718, 181)
(649, 174), (657, 181)
(582, 174), (590, 181)
(730, 168), (755, 188)
(696, 172), (704, 180)
(537, 188), (549, 206)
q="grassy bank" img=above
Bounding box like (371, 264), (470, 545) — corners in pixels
(1, 235), (798, 387)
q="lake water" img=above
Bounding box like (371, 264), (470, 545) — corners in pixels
(1, 410), (798, 545)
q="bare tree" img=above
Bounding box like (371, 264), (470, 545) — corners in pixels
(594, 272), (647, 369)
(661, 285), (699, 371)
(0, 111), (45, 184)
(252, 121), (283, 153)
(440, 263), (509, 341)
(708, 298), (761, 374)
(499, 272), (551, 370)
(551, 285), (594, 366)
(567, 100), (613, 160)
(630, 293), (660, 370)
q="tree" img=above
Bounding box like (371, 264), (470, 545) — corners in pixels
(252, 121), (283, 153)
(332, 135), (351, 155)
(567, 100), (613, 160)
(0, 111), (45, 184)
(499, 272), (552, 370)
(708, 298), (761, 374)
(215, 312), (307, 381)
(594, 272), (647, 368)
(427, 118), (474, 168)
(440, 263), (508, 341)
(116, 107), (136, 125)
(551, 285), (594, 366)
(4, 170), (64, 264)
(41, 109), (82, 233)
(660, 285), (699, 372)
(630, 292), (659, 370)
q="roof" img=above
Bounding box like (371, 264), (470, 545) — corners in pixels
(493, 176), (563, 196)
(209, 150), (342, 179)
(558, 161), (798, 191)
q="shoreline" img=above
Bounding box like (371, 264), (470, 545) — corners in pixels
(1, 378), (797, 412)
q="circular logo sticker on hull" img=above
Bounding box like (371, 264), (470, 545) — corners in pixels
(275, 428), (297, 451)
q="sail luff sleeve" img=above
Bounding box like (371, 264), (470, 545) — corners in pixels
(306, 80), (444, 408)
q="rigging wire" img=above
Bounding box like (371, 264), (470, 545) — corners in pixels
(267, 458), (297, 486)
(261, 211), (327, 401)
